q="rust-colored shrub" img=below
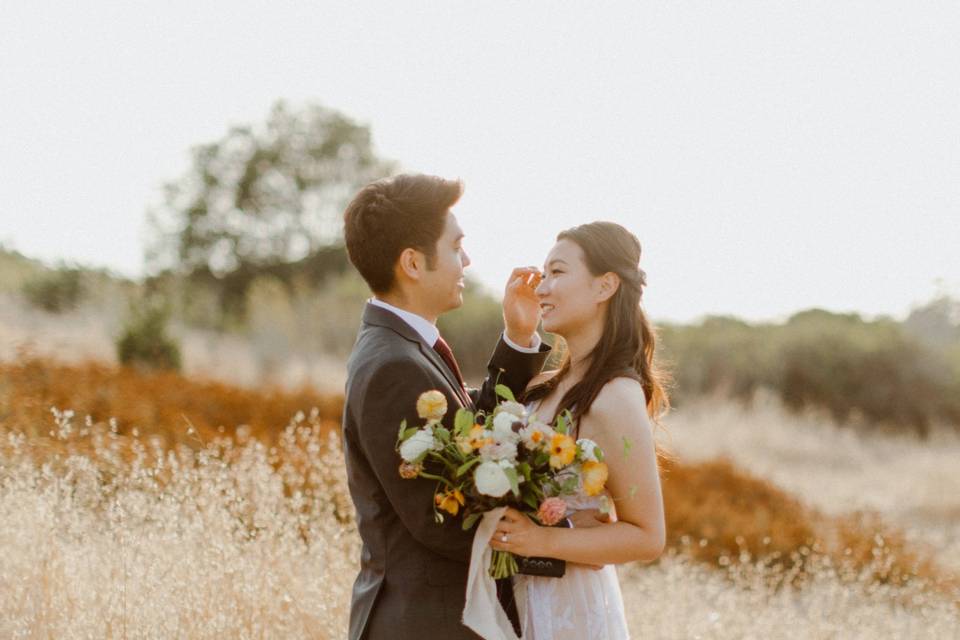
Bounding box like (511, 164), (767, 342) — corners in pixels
(660, 457), (952, 591)
(662, 457), (817, 567)
(0, 354), (342, 448)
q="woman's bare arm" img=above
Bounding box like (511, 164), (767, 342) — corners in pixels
(492, 377), (665, 565)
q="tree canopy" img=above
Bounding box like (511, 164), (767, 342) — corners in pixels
(147, 101), (395, 319)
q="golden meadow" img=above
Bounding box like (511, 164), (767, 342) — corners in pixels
(1, 356), (958, 638)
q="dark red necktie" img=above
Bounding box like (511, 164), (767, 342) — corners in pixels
(433, 336), (465, 389)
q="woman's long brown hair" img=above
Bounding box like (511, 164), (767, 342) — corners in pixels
(523, 222), (670, 435)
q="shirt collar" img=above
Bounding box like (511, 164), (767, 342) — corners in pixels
(368, 298), (440, 347)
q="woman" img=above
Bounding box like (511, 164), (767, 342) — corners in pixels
(490, 221), (669, 639)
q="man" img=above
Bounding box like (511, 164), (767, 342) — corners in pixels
(341, 174), (550, 639)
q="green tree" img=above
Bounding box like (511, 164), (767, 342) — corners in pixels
(146, 100), (395, 323)
(116, 298), (182, 372)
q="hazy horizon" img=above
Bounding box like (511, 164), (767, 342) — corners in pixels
(2, 2), (958, 324)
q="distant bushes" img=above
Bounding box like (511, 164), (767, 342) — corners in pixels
(21, 265), (84, 312)
(659, 308), (960, 435)
(116, 300), (182, 372)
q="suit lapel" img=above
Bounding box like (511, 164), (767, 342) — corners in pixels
(361, 303), (473, 409)
(416, 342), (473, 409)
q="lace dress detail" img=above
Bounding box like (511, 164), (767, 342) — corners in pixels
(513, 404), (630, 639)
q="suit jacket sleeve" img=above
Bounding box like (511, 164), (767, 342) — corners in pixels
(353, 357), (476, 563)
(469, 335), (551, 412)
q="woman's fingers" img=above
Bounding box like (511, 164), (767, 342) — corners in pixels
(507, 267), (542, 289)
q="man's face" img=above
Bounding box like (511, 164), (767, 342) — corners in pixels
(420, 212), (471, 315)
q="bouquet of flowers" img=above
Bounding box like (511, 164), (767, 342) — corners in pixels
(396, 384), (609, 578)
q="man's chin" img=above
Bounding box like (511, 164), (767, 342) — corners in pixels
(441, 293), (464, 314)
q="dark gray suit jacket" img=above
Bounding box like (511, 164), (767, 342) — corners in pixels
(342, 303), (550, 640)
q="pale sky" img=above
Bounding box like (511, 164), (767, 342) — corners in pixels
(2, 2), (958, 323)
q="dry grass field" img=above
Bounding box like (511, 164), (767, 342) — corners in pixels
(1, 358), (958, 638)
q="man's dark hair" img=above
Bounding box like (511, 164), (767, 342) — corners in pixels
(343, 174), (463, 294)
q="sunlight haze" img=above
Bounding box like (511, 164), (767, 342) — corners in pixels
(2, 1), (958, 322)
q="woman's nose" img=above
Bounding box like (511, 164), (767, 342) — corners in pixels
(534, 278), (548, 297)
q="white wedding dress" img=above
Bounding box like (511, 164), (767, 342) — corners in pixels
(512, 405), (631, 639)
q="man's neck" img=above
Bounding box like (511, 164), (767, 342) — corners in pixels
(374, 292), (438, 325)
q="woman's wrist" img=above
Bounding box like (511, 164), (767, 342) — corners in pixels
(539, 523), (562, 558)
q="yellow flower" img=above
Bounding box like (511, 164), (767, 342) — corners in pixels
(549, 433), (577, 469)
(416, 390), (448, 421)
(457, 425), (487, 453)
(435, 488), (465, 516)
(582, 461), (609, 496)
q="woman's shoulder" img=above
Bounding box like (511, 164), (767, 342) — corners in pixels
(584, 377), (648, 430)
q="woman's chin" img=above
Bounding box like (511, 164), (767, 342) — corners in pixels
(540, 317), (562, 335)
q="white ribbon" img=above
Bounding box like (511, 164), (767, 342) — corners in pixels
(462, 506), (521, 640)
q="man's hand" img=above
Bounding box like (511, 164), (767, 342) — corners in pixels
(503, 266), (542, 347)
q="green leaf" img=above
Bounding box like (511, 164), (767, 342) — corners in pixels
(555, 413), (568, 435)
(503, 466), (521, 497)
(494, 384), (516, 402)
(456, 457), (481, 477)
(435, 426), (451, 443)
(400, 427), (419, 442)
(462, 512), (482, 531)
(397, 419), (408, 441)
(594, 446), (605, 463)
(517, 462), (532, 483)
(454, 409), (475, 436)
(522, 493), (539, 510)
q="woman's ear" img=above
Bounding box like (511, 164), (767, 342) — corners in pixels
(596, 272), (621, 302)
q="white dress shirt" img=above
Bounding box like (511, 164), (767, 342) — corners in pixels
(368, 298), (542, 353)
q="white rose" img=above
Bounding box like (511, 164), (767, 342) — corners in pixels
(474, 460), (512, 497)
(492, 412), (521, 442)
(479, 438), (518, 462)
(576, 438), (601, 462)
(494, 401), (527, 419)
(399, 429), (438, 463)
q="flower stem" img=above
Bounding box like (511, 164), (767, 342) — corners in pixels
(488, 550), (519, 579)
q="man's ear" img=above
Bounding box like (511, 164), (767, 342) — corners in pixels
(596, 272), (621, 303)
(397, 247), (424, 282)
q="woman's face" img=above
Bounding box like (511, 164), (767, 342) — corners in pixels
(535, 239), (605, 336)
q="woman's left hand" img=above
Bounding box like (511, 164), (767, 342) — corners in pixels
(489, 507), (548, 558)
